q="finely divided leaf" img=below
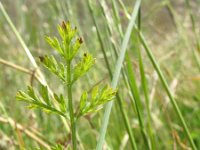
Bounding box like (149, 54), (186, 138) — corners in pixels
(45, 36), (64, 57)
(72, 53), (95, 83)
(79, 91), (88, 111)
(27, 86), (38, 100)
(69, 38), (83, 60)
(39, 55), (66, 83)
(16, 85), (66, 118)
(91, 85), (99, 101)
(54, 93), (67, 113)
(77, 85), (117, 117)
(58, 21), (77, 44)
(39, 85), (51, 105)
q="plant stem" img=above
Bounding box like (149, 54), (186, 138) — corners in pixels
(67, 60), (76, 150)
(0, 2), (73, 136)
(88, 1), (138, 149)
(126, 55), (150, 150)
(138, 49), (156, 150)
(96, 1), (141, 149)
(137, 9), (156, 149)
(138, 31), (197, 150)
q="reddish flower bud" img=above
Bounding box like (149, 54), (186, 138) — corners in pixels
(78, 37), (83, 44)
(83, 53), (87, 57)
(39, 56), (45, 62)
(61, 21), (66, 29)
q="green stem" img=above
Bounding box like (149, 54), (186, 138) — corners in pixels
(96, 0), (141, 149)
(138, 31), (197, 150)
(116, 94), (138, 149)
(126, 55), (150, 149)
(67, 60), (76, 150)
(88, 1), (138, 149)
(137, 8), (156, 149)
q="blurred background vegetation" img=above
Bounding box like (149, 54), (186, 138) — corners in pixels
(0, 0), (200, 149)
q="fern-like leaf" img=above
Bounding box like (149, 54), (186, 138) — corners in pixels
(16, 85), (67, 118)
(72, 53), (95, 83)
(77, 85), (117, 118)
(39, 55), (67, 83)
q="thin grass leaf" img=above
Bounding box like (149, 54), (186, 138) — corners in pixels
(0, 2), (38, 68)
(98, 1), (139, 149)
(166, 2), (200, 71)
(137, 9), (156, 149)
(96, 1), (141, 149)
(138, 31), (197, 150)
(184, 0), (200, 71)
(126, 54), (150, 149)
(138, 48), (156, 149)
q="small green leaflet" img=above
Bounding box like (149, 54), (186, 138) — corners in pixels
(77, 85), (117, 118)
(39, 55), (66, 83)
(16, 84), (67, 118)
(72, 52), (95, 83)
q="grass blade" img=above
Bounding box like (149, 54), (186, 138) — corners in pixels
(126, 54), (150, 149)
(138, 31), (197, 150)
(96, 1), (141, 149)
(88, 1), (140, 149)
(184, 0), (200, 70)
(87, 1), (138, 149)
(137, 8), (156, 149)
(0, 2), (37, 69)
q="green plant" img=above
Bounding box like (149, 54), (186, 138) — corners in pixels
(16, 21), (117, 150)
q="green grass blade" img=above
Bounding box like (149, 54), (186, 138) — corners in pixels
(111, 0), (123, 37)
(0, 2), (37, 68)
(184, 0), (200, 52)
(138, 48), (157, 150)
(96, 1), (141, 149)
(126, 54), (150, 149)
(138, 31), (197, 150)
(0, 2), (49, 86)
(97, 3), (138, 147)
(87, 1), (138, 149)
(166, 2), (200, 71)
(184, 0), (200, 71)
(193, 50), (200, 70)
(86, 0), (112, 77)
(137, 8), (156, 149)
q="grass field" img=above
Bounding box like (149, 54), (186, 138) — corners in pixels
(0, 0), (200, 149)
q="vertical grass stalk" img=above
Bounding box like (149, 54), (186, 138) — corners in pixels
(137, 8), (156, 149)
(87, 1), (138, 149)
(138, 49), (156, 150)
(184, 0), (200, 70)
(126, 55), (150, 149)
(166, 2), (200, 71)
(138, 31), (197, 150)
(96, 1), (141, 149)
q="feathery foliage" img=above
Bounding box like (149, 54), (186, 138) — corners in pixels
(16, 21), (116, 149)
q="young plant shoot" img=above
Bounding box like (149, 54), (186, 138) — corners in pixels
(16, 21), (117, 149)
